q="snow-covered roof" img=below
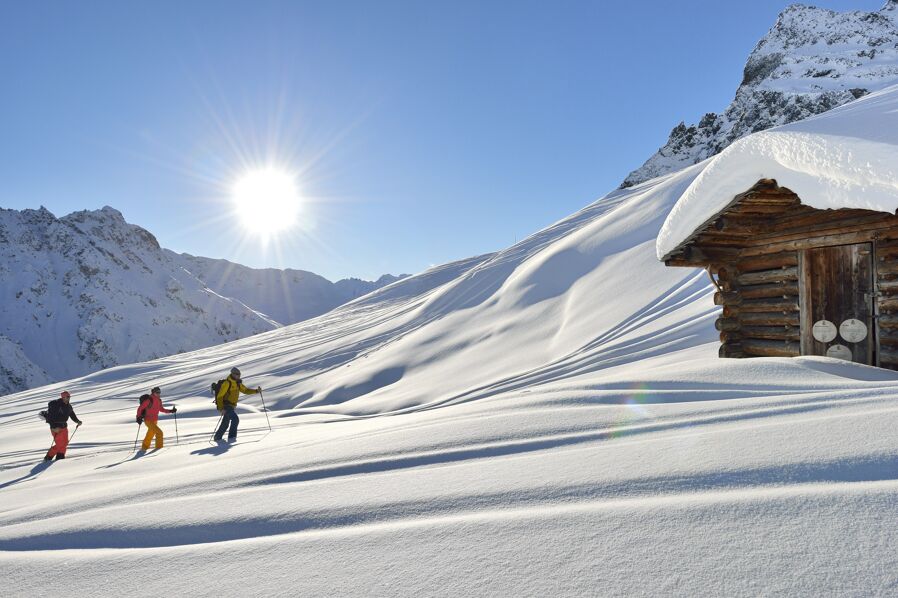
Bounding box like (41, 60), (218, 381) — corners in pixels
(657, 83), (898, 260)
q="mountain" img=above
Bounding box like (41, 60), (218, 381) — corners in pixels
(623, 0), (898, 187)
(4, 85), (898, 595)
(0, 206), (405, 395)
(172, 253), (408, 326)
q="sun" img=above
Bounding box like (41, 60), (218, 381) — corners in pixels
(232, 168), (301, 234)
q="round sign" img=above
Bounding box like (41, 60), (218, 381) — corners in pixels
(812, 320), (837, 343)
(826, 344), (853, 361)
(839, 318), (867, 343)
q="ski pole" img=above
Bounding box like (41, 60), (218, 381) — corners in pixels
(210, 412), (224, 443)
(68, 423), (81, 444)
(173, 407), (179, 445)
(259, 389), (271, 432)
(133, 422), (142, 453)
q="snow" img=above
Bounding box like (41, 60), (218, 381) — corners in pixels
(5, 140), (898, 593)
(8, 8), (898, 595)
(657, 83), (898, 260)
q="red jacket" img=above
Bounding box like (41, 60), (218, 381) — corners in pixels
(137, 393), (172, 421)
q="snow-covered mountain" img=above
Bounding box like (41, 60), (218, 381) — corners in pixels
(5, 85), (898, 595)
(0, 206), (404, 395)
(172, 252), (407, 327)
(623, 0), (898, 187)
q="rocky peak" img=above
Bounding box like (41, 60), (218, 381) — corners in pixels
(622, 2), (898, 187)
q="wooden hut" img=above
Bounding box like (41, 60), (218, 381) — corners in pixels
(660, 178), (898, 369)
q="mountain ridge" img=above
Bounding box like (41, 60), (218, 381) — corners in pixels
(623, 1), (898, 187)
(0, 205), (405, 395)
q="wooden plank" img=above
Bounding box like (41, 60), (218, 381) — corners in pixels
(719, 345), (746, 359)
(873, 237), (898, 249)
(763, 210), (894, 238)
(741, 339), (801, 357)
(716, 266), (738, 281)
(876, 334), (898, 347)
(736, 266), (798, 286)
(876, 279), (898, 295)
(876, 261), (898, 276)
(740, 282), (799, 299)
(738, 312), (800, 326)
(879, 348), (898, 365)
(798, 249), (811, 356)
(715, 317), (740, 332)
(737, 252), (798, 273)
(877, 297), (898, 313)
(713, 291), (742, 306)
(878, 315), (898, 329)
(740, 227), (898, 257)
(754, 211), (896, 242)
(741, 325), (800, 341)
(738, 298), (800, 313)
(876, 245), (898, 259)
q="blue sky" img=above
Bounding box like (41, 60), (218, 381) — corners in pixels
(0, 1), (883, 280)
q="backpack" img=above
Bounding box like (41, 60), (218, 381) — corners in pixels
(44, 400), (66, 423)
(211, 379), (230, 404)
(136, 394), (151, 418)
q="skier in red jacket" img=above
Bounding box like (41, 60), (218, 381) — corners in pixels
(136, 387), (177, 450)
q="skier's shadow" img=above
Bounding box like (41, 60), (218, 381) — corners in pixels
(95, 449), (157, 470)
(191, 442), (232, 457)
(0, 461), (53, 490)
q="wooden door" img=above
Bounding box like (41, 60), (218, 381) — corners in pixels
(799, 243), (873, 364)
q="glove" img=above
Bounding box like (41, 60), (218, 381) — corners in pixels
(171, 406), (177, 413)
(136, 417), (143, 425)
(76, 421), (82, 427)
(257, 387), (262, 392)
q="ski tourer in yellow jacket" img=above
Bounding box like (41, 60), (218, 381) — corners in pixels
(214, 367), (261, 442)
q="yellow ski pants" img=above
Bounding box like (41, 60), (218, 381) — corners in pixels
(142, 419), (164, 450)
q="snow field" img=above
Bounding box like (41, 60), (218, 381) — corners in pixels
(6, 86), (898, 595)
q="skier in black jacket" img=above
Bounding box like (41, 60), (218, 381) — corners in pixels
(42, 390), (82, 461)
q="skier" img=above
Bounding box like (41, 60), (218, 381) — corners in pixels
(136, 387), (177, 451)
(42, 390), (83, 461)
(214, 367), (261, 442)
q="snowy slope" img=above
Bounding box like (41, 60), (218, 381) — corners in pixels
(4, 138), (898, 591)
(624, 0), (898, 187)
(172, 252), (408, 326)
(8, 37), (898, 598)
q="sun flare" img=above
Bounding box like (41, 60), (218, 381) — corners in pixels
(232, 168), (300, 234)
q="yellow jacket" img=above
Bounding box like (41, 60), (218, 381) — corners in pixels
(215, 375), (259, 410)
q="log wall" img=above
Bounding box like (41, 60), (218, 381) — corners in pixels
(715, 251), (801, 359)
(876, 238), (898, 366)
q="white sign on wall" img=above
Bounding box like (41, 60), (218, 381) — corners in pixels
(839, 318), (867, 343)
(826, 344), (853, 361)
(812, 320), (838, 343)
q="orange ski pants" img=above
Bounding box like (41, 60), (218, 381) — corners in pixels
(142, 419), (164, 450)
(46, 428), (69, 459)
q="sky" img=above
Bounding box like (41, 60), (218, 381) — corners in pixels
(0, 0), (885, 281)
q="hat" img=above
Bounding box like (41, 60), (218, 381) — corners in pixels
(151, 386), (161, 395)
(60, 390), (71, 399)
